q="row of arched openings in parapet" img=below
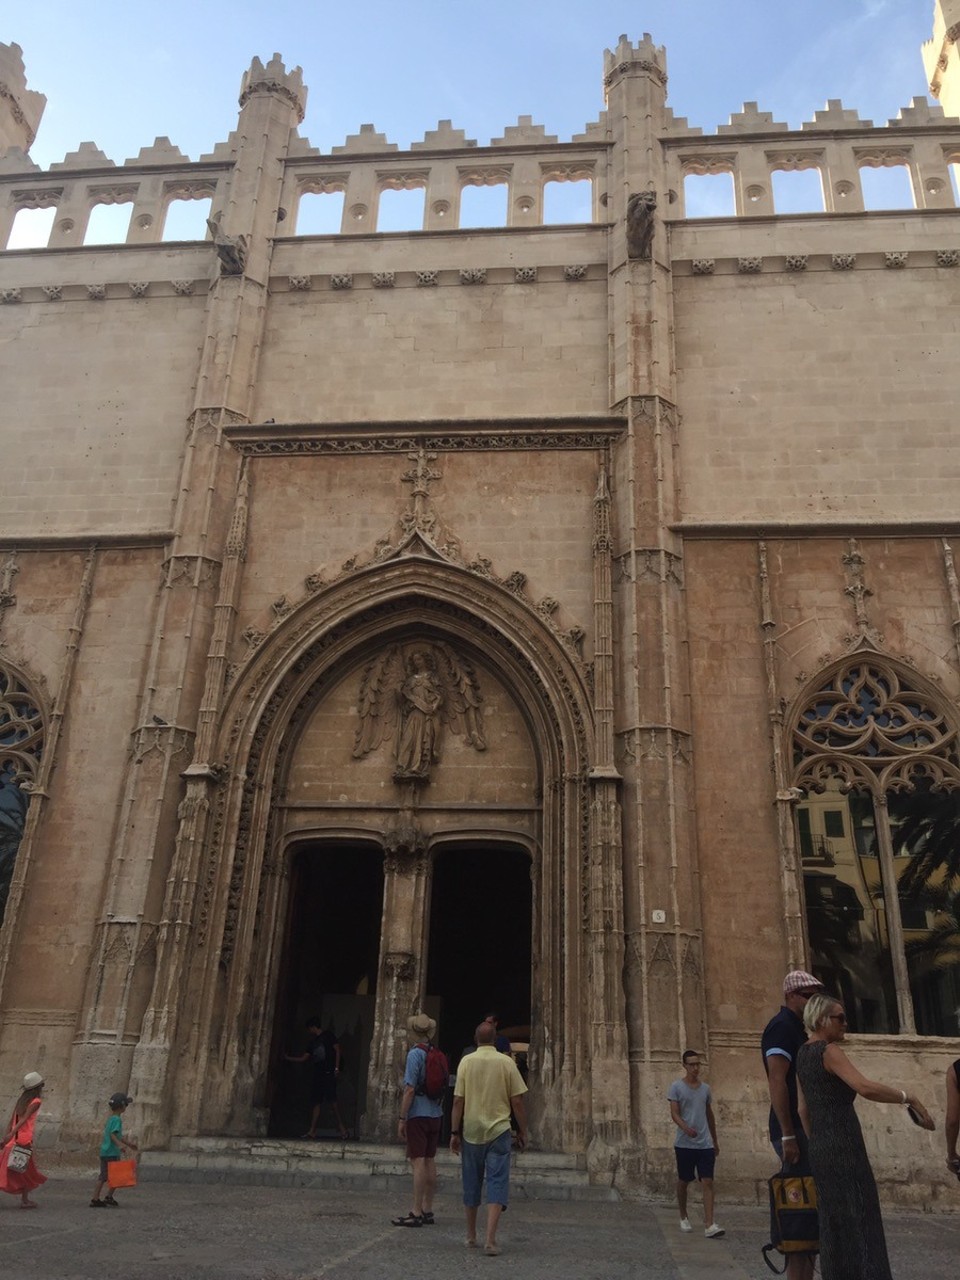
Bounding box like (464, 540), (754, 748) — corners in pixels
(268, 842), (533, 1139)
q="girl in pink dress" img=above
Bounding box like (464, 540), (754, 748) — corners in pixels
(0, 1071), (47, 1207)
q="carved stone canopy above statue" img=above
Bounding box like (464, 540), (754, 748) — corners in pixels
(353, 641), (486, 783)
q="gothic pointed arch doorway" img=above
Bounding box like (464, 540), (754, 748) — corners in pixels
(425, 841), (533, 1068)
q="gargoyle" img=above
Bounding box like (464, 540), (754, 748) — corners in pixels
(626, 190), (657, 260)
(206, 211), (248, 276)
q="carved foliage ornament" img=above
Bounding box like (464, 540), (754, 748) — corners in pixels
(792, 660), (960, 795)
(353, 641), (486, 782)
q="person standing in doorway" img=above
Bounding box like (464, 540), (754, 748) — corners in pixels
(286, 1015), (348, 1140)
(946, 1055), (960, 1179)
(451, 1020), (528, 1256)
(392, 1012), (445, 1228)
(668, 1050), (723, 1238)
(761, 970), (823, 1280)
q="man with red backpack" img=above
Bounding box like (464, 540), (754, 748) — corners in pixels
(392, 1011), (448, 1228)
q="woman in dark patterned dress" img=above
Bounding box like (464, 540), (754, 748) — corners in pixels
(797, 995), (934, 1280)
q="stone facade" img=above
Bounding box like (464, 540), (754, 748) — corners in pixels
(0, 12), (958, 1206)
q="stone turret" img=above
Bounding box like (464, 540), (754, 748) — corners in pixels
(923, 0), (960, 118)
(0, 43), (45, 154)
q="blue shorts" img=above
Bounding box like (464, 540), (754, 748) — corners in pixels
(460, 1128), (513, 1207)
(675, 1146), (715, 1182)
(99, 1155), (117, 1181)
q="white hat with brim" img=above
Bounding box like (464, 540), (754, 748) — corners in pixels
(22, 1071), (44, 1089)
(407, 1012), (437, 1041)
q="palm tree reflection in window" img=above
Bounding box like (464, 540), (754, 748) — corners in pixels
(792, 660), (960, 1036)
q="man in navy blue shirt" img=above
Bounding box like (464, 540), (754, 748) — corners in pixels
(761, 969), (823, 1280)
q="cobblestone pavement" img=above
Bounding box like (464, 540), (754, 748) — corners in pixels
(0, 1177), (957, 1279)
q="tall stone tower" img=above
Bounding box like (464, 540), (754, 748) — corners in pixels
(923, 0), (960, 117)
(0, 43), (45, 155)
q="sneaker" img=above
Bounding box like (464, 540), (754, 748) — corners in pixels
(103, 1195), (119, 1207)
(90, 1199), (106, 1208)
(679, 1218), (693, 1232)
(705, 1223), (725, 1238)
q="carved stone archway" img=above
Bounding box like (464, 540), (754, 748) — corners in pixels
(155, 555), (621, 1155)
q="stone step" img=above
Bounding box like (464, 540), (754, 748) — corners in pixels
(145, 1137), (617, 1201)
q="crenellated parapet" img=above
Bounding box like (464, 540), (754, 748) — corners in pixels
(1, 29), (960, 252)
(238, 52), (307, 123)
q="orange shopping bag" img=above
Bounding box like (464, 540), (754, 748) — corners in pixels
(106, 1158), (137, 1189)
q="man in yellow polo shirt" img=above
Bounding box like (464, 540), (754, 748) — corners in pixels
(450, 1020), (528, 1256)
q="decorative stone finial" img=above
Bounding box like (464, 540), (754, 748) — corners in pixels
(239, 53), (307, 122)
(0, 42), (46, 152)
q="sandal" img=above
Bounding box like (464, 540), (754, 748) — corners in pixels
(421, 1211), (435, 1225)
(391, 1211), (424, 1227)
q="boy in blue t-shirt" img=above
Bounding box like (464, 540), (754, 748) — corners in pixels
(90, 1092), (138, 1207)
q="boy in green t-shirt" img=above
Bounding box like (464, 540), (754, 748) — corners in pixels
(90, 1093), (138, 1207)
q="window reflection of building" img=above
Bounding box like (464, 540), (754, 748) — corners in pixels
(791, 660), (960, 1037)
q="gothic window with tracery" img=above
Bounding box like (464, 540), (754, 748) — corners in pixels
(0, 661), (44, 926)
(791, 659), (960, 1036)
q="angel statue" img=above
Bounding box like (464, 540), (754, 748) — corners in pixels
(353, 643), (486, 782)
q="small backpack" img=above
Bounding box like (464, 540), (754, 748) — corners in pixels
(416, 1042), (449, 1101)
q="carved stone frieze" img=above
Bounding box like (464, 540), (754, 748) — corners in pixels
(785, 255), (807, 272)
(1, 289), (22, 304)
(372, 272), (395, 288)
(737, 257), (763, 273)
(128, 281), (150, 297)
(241, 625), (266, 649)
(615, 548), (683, 586)
(936, 249), (959, 267)
(288, 275), (311, 291)
(831, 253), (857, 270)
(884, 251), (908, 269)
(230, 427), (619, 457)
(189, 407), (249, 434)
(171, 279), (195, 295)
(86, 284), (107, 300)
(691, 258), (715, 275)
(41, 285), (63, 300)
(459, 267), (487, 285)
(383, 815), (428, 871)
(615, 724), (692, 770)
(563, 265), (587, 280)
(514, 267), (537, 283)
(331, 273), (353, 290)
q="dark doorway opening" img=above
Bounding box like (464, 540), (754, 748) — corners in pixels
(426, 845), (532, 1069)
(268, 842), (383, 1138)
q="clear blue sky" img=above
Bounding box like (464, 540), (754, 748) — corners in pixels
(9, 1), (937, 167)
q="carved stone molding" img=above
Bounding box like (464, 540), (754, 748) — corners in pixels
(171, 279), (194, 295)
(288, 275), (311, 291)
(459, 267), (487, 285)
(514, 267), (537, 283)
(936, 249), (959, 268)
(737, 257), (763, 273)
(831, 253), (857, 270)
(372, 272), (395, 288)
(615, 548), (683, 586)
(563, 265), (587, 280)
(128, 281), (150, 297)
(416, 270), (438, 287)
(130, 722), (194, 763)
(615, 724), (692, 769)
(41, 285), (63, 300)
(227, 422), (621, 457)
(162, 554), (220, 589)
(86, 284), (107, 300)
(331, 273), (353, 290)
(691, 258), (715, 275)
(0, 289), (21, 304)
(189, 407), (249, 433)
(884, 251), (908, 269)
(784, 255), (807, 272)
